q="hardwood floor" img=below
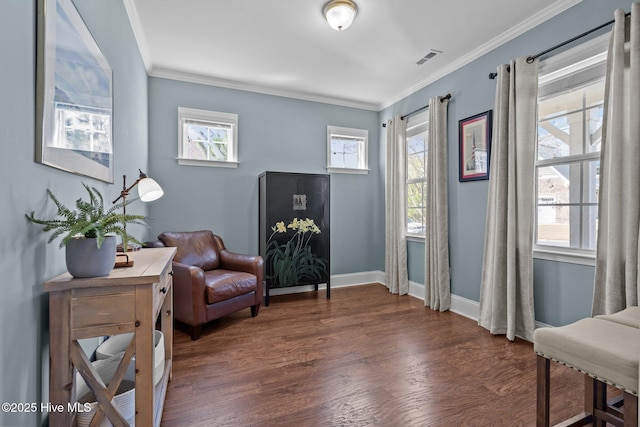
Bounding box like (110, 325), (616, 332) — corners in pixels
(161, 284), (588, 427)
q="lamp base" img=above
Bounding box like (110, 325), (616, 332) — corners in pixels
(114, 253), (134, 268)
(116, 243), (142, 252)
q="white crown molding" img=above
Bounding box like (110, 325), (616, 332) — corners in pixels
(377, 0), (584, 110)
(122, 0), (152, 73)
(124, 0), (581, 112)
(149, 67), (380, 111)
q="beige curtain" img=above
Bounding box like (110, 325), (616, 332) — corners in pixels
(425, 96), (451, 311)
(478, 57), (538, 341)
(385, 116), (409, 295)
(593, 4), (640, 316)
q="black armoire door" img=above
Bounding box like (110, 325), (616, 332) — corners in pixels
(259, 171), (330, 306)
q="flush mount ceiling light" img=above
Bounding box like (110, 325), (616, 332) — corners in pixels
(323, 0), (358, 31)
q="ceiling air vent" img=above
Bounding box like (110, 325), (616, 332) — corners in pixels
(416, 49), (442, 65)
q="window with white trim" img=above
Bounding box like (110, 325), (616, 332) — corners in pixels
(177, 107), (238, 168)
(406, 111), (429, 237)
(327, 126), (368, 174)
(535, 34), (608, 257)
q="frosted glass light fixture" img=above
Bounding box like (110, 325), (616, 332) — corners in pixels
(324, 0), (358, 31)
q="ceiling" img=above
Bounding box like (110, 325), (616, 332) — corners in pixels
(124, 0), (582, 111)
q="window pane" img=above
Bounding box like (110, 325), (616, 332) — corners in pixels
(537, 205), (570, 247)
(585, 80), (605, 107)
(538, 112), (582, 159)
(331, 137), (361, 169)
(538, 166), (570, 204)
(407, 182), (424, 209)
(407, 182), (425, 234)
(582, 160), (599, 204)
(539, 90), (584, 120)
(582, 205), (598, 250)
(407, 134), (426, 181)
(586, 105), (603, 154)
(187, 125), (209, 142)
(210, 142), (228, 161)
(209, 126), (231, 143)
(186, 140), (208, 160)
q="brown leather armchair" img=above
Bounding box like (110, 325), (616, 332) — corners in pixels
(155, 230), (263, 340)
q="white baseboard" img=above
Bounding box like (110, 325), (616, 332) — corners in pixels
(266, 270), (385, 297)
(266, 272), (481, 322)
(266, 272), (549, 331)
(408, 280), (480, 321)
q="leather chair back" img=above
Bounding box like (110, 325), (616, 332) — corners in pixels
(158, 230), (221, 271)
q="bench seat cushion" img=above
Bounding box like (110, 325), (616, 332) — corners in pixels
(595, 306), (640, 329)
(534, 318), (639, 395)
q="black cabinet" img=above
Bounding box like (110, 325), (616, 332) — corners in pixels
(259, 171), (330, 306)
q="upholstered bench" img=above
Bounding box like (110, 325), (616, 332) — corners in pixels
(595, 306), (640, 329)
(534, 317), (639, 427)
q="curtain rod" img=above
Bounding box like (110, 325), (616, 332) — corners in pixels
(488, 11), (630, 79)
(382, 93), (452, 127)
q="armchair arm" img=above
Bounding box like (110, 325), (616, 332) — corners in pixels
(171, 260), (207, 327)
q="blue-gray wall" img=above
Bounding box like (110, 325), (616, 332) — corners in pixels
(0, 1), (148, 425)
(381, 0), (635, 327)
(147, 78), (383, 275)
(1, 0), (636, 425)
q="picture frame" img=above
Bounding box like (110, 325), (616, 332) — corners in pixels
(458, 110), (492, 182)
(36, 0), (114, 183)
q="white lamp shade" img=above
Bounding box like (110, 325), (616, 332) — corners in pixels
(324, 0), (357, 31)
(137, 177), (164, 202)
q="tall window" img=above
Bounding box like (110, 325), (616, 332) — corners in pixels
(177, 107), (238, 168)
(327, 126), (368, 174)
(406, 111), (429, 236)
(535, 34), (608, 256)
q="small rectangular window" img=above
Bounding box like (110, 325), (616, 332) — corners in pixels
(178, 107), (238, 168)
(327, 126), (368, 174)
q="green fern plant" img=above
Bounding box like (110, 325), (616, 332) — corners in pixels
(26, 183), (148, 250)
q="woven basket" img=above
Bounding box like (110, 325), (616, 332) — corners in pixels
(74, 355), (135, 427)
(96, 331), (165, 386)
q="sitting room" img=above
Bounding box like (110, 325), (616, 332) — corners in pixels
(1, 0), (639, 425)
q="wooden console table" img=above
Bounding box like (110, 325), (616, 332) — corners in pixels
(45, 247), (176, 427)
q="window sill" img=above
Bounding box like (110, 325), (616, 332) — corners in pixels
(326, 167), (369, 175)
(533, 247), (595, 266)
(177, 158), (239, 168)
(406, 234), (425, 243)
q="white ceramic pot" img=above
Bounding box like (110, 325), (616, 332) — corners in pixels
(65, 236), (116, 278)
(96, 331), (165, 386)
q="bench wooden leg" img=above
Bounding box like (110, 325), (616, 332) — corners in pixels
(537, 355), (551, 427)
(623, 392), (638, 427)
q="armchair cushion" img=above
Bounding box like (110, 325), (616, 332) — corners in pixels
(205, 269), (257, 304)
(159, 230), (220, 271)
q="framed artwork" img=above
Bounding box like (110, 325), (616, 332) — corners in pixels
(459, 110), (492, 182)
(36, 0), (114, 183)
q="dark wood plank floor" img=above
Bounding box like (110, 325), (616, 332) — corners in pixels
(161, 284), (587, 427)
